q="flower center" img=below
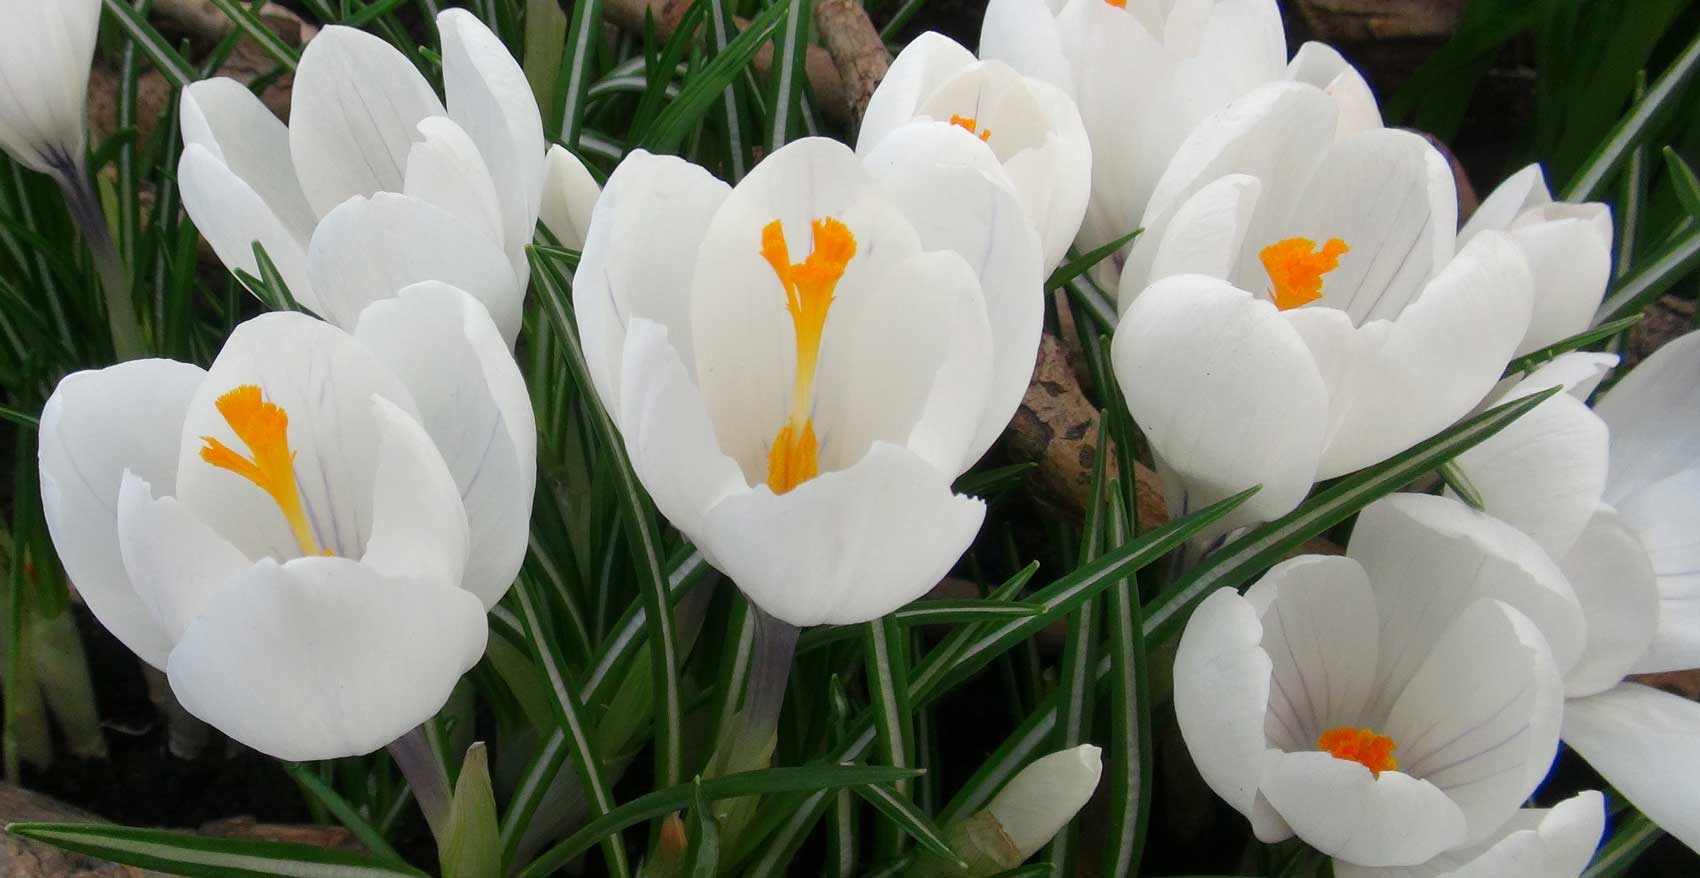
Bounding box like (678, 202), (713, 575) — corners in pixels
(1317, 726), (1398, 777)
(1103, 0), (1127, 7)
(1260, 236), (1349, 311)
(949, 114), (992, 142)
(760, 217), (857, 494)
(199, 384), (327, 557)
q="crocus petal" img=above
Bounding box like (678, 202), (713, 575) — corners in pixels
(540, 145), (602, 249)
(1383, 598), (1566, 845)
(1013, 77), (1093, 271)
(358, 395), (472, 589)
(618, 318), (751, 540)
(690, 137), (922, 481)
(1138, 82), (1337, 271)
(898, 254), (996, 477)
(698, 442), (984, 627)
(439, 8), (546, 260)
(1595, 329), (1700, 505)
(862, 121), (1043, 467)
(402, 116), (507, 251)
(174, 313), (420, 563)
(574, 149), (729, 418)
(39, 359), (207, 668)
(1131, 173), (1261, 302)
(1333, 790), (1604, 878)
(115, 472), (250, 643)
(0, 0), (99, 174)
(166, 556), (487, 761)
(181, 78), (317, 243)
(986, 745), (1104, 859)
(1560, 505), (1658, 697)
(1254, 129), (1454, 326)
(978, 0), (1070, 90)
(856, 32), (979, 153)
(1350, 494), (1584, 712)
(1452, 367), (1609, 558)
(307, 192), (522, 343)
(288, 25), (445, 217)
(1286, 42), (1382, 137)
(1245, 555), (1380, 751)
(1563, 682), (1700, 855)
(1173, 587), (1273, 819)
(1506, 203), (1613, 355)
(1458, 164), (1551, 245)
(1314, 230), (1533, 478)
(1617, 466), (1700, 675)
(1259, 752), (1465, 867)
(354, 283), (534, 608)
(178, 144), (319, 314)
(1112, 274), (1328, 537)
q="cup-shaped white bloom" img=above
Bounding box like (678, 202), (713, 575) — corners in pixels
(1450, 332), (1700, 853)
(38, 290), (534, 760)
(178, 10), (544, 344)
(1174, 494), (1570, 867)
(985, 744), (1103, 860)
(857, 32), (1090, 272)
(574, 136), (1043, 627)
(0, 0), (100, 178)
(1334, 791), (1604, 878)
(541, 145), (603, 250)
(1459, 165), (1613, 355)
(1112, 85), (1534, 529)
(979, 0), (1379, 282)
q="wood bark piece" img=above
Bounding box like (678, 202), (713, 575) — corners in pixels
(599, 0), (849, 123)
(1004, 335), (1171, 528)
(814, 0), (890, 125)
(1292, 0), (1465, 44)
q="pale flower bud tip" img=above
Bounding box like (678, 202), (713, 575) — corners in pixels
(985, 745), (1104, 859)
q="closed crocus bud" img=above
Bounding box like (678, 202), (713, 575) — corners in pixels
(1334, 791), (1605, 878)
(1174, 494), (1575, 868)
(179, 9), (544, 344)
(1460, 165), (1614, 355)
(574, 136), (1042, 627)
(857, 32), (1091, 272)
(0, 0), (100, 179)
(38, 287), (534, 760)
(986, 745), (1103, 860)
(540, 144), (602, 249)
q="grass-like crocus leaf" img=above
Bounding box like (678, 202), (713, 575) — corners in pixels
(6, 823), (429, 878)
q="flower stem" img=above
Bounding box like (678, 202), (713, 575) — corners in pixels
(52, 157), (145, 361)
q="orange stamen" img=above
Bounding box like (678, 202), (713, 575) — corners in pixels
(948, 114), (992, 142)
(199, 384), (327, 556)
(1260, 236), (1349, 310)
(761, 218), (857, 493)
(1317, 726), (1398, 777)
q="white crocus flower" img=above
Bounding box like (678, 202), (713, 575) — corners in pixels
(0, 0), (99, 180)
(541, 145), (603, 250)
(986, 745), (1103, 860)
(1111, 83), (1533, 535)
(1174, 493), (1572, 868)
(979, 0), (1379, 282)
(1334, 791), (1605, 878)
(1450, 333), (1700, 853)
(856, 32), (1091, 272)
(575, 134), (1043, 627)
(38, 288), (535, 760)
(178, 10), (544, 344)
(1460, 165), (1614, 355)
